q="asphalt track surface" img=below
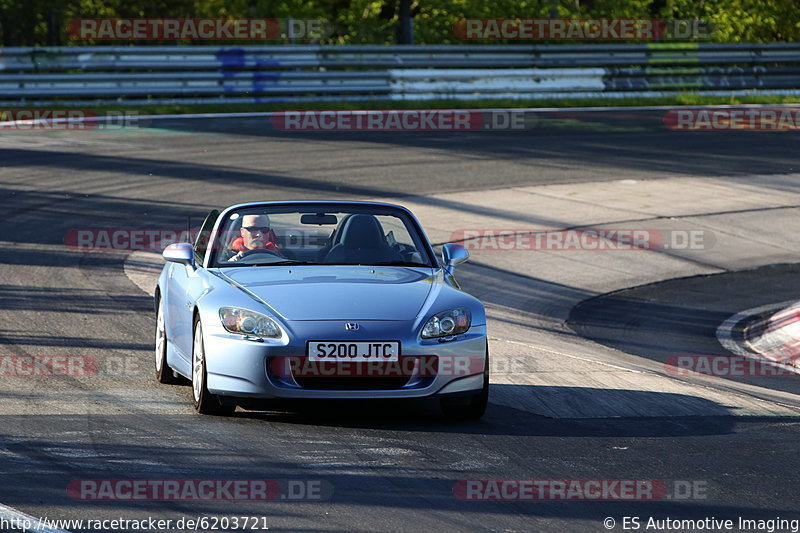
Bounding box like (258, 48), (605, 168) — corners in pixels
(2, 110), (800, 532)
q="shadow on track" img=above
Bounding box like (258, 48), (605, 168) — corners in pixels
(147, 112), (800, 178)
(568, 262), (800, 398)
(221, 385), (736, 438)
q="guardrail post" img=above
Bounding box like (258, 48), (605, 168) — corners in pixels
(397, 0), (414, 45)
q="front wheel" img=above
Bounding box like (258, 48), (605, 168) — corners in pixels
(192, 319), (235, 416)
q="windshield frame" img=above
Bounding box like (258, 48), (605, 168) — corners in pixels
(206, 202), (439, 269)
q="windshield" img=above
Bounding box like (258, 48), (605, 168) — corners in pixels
(209, 204), (436, 268)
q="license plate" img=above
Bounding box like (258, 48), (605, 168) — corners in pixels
(308, 341), (400, 362)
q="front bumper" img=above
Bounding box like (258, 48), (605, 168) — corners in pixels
(202, 320), (487, 400)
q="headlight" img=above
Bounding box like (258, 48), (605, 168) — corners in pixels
(219, 307), (282, 339)
(421, 308), (471, 338)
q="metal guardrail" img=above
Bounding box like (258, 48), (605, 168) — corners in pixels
(1, 43), (800, 105)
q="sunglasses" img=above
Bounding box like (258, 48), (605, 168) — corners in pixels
(243, 226), (270, 234)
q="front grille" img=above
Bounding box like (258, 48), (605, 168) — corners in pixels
(268, 356), (437, 391)
(293, 376), (412, 390)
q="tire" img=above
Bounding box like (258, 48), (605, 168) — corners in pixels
(440, 347), (489, 420)
(192, 318), (235, 416)
(155, 296), (178, 384)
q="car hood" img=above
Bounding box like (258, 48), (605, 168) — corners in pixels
(215, 266), (437, 321)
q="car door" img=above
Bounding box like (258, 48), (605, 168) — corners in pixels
(166, 210), (219, 365)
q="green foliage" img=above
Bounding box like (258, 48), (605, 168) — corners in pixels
(663, 0), (800, 42)
(0, 0), (798, 46)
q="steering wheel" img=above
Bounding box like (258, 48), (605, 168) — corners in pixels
(237, 248), (282, 259)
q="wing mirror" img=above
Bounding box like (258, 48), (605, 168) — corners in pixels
(442, 243), (469, 268)
(163, 242), (194, 265)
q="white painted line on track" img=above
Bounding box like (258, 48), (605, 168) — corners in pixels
(498, 338), (644, 373)
(0, 502), (71, 533)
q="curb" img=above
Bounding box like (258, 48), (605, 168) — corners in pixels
(744, 301), (800, 364)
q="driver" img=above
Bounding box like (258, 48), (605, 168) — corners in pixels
(224, 214), (281, 262)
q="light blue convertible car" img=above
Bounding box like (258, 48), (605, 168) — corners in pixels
(154, 201), (488, 419)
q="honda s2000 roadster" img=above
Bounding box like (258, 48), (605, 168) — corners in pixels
(154, 201), (488, 419)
